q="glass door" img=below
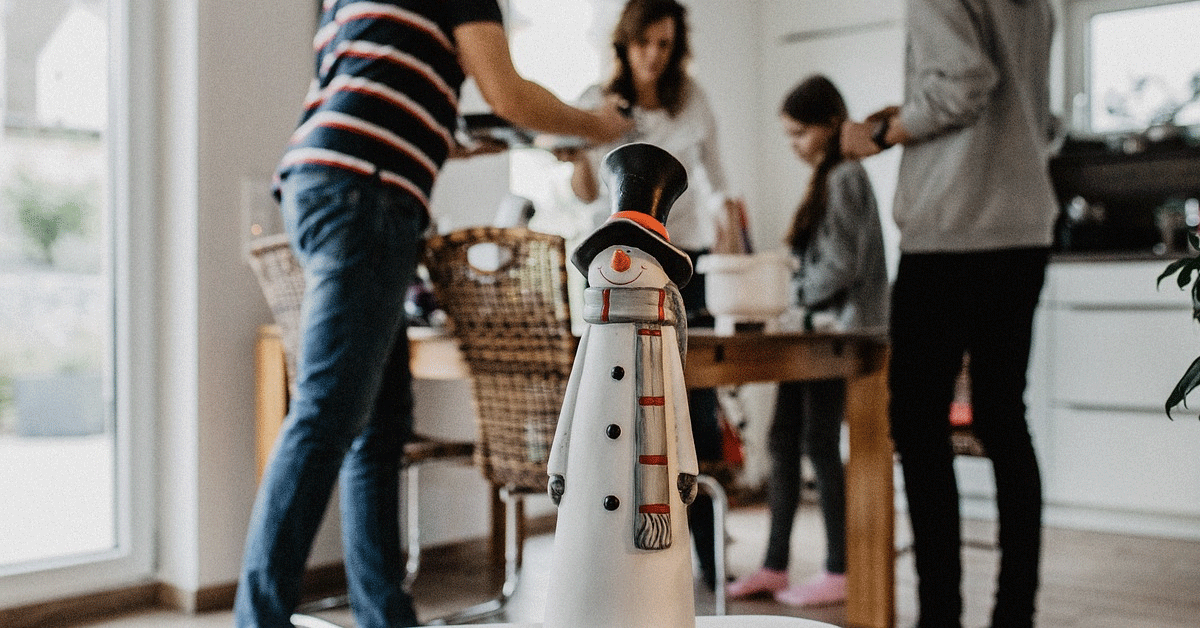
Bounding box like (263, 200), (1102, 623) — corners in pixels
(0, 0), (153, 606)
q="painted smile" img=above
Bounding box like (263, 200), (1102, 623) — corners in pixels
(598, 266), (644, 285)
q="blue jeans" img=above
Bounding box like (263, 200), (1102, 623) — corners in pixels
(235, 167), (427, 628)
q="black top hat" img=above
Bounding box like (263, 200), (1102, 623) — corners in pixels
(572, 143), (694, 287)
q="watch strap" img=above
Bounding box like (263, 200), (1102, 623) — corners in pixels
(871, 117), (893, 150)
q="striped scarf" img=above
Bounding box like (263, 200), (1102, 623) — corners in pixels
(583, 286), (687, 551)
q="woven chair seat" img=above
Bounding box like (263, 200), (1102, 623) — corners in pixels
(404, 435), (476, 466)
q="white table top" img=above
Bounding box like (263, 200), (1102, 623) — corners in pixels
(437, 616), (835, 628)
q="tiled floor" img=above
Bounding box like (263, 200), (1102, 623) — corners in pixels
(75, 503), (1200, 628)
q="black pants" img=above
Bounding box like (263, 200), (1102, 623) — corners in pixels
(889, 248), (1047, 628)
(763, 379), (846, 575)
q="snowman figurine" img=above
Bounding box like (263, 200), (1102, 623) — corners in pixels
(544, 143), (700, 628)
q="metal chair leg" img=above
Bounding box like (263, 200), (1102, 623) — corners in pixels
(424, 485), (522, 625)
(696, 473), (728, 616)
(403, 461), (421, 592)
(291, 451), (473, 628)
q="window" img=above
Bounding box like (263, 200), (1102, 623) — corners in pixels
(506, 0), (620, 239)
(0, 0), (153, 606)
(1066, 0), (1200, 133)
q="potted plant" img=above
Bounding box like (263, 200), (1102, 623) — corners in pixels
(3, 170), (91, 266)
(1158, 232), (1200, 418)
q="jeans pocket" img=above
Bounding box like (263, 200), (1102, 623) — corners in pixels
(282, 170), (377, 266)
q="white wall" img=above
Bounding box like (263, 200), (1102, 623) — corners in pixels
(685, 0), (765, 238)
(757, 0), (904, 274)
(156, 0), (319, 600)
(154, 0), (879, 601)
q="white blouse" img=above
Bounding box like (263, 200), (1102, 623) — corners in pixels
(576, 78), (729, 251)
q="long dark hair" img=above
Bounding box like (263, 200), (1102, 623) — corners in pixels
(605, 0), (691, 117)
(781, 75), (849, 250)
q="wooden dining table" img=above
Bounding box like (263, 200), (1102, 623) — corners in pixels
(254, 325), (894, 628)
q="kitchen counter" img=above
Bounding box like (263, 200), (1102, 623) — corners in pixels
(953, 260), (1200, 541)
(1051, 251), (1192, 263)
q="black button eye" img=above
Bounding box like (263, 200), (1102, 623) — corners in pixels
(611, 366), (625, 380)
(606, 424), (621, 439)
(603, 495), (620, 511)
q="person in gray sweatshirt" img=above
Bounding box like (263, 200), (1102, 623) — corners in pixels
(842, 1), (1056, 627)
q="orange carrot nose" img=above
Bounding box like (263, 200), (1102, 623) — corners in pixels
(611, 249), (631, 272)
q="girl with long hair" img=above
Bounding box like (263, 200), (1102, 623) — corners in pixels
(726, 75), (888, 607)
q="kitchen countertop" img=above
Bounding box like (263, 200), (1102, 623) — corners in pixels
(1050, 250), (1191, 263)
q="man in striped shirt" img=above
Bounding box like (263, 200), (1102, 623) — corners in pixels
(236, 2), (631, 627)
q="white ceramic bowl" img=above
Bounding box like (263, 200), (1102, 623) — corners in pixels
(696, 252), (797, 331)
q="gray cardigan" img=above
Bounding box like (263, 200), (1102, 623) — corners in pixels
(793, 160), (889, 332)
(894, 0), (1058, 253)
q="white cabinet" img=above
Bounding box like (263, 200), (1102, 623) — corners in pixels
(1033, 260), (1200, 538)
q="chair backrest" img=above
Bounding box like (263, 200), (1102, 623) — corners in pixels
(246, 233), (304, 392)
(423, 227), (575, 493)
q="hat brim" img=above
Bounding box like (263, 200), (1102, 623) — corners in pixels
(572, 218), (693, 288)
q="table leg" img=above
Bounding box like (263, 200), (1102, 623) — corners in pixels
(844, 346), (894, 628)
(255, 325), (288, 482)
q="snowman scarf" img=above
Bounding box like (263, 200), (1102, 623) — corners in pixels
(583, 286), (688, 550)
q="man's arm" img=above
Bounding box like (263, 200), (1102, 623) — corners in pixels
(455, 22), (631, 144)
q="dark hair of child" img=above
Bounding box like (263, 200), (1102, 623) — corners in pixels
(780, 75), (849, 250)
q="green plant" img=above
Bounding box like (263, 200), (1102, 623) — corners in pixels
(2, 170), (92, 265)
(1158, 231), (1200, 418)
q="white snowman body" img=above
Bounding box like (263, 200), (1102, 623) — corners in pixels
(544, 245), (698, 628)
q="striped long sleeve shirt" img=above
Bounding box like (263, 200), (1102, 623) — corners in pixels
(276, 0), (503, 211)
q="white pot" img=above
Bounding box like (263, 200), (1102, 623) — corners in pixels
(696, 252), (796, 332)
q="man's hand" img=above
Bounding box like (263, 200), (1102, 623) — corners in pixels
(866, 105), (901, 123)
(841, 119), (883, 160)
(456, 22), (632, 145)
(843, 105), (909, 159)
(590, 97), (635, 143)
(448, 138), (508, 160)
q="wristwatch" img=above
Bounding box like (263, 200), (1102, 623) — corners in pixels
(871, 116), (893, 150)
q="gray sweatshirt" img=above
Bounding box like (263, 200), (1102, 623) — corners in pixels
(894, 0), (1058, 253)
(794, 160), (890, 332)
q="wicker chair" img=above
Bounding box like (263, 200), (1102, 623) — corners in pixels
(421, 226), (576, 621)
(423, 226), (731, 616)
(245, 234), (477, 628)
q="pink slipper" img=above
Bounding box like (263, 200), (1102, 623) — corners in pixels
(774, 571), (846, 607)
(725, 568), (788, 599)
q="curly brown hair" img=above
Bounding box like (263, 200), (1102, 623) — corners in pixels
(604, 0), (691, 117)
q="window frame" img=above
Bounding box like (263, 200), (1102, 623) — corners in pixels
(1063, 0), (1200, 133)
(0, 0), (157, 607)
